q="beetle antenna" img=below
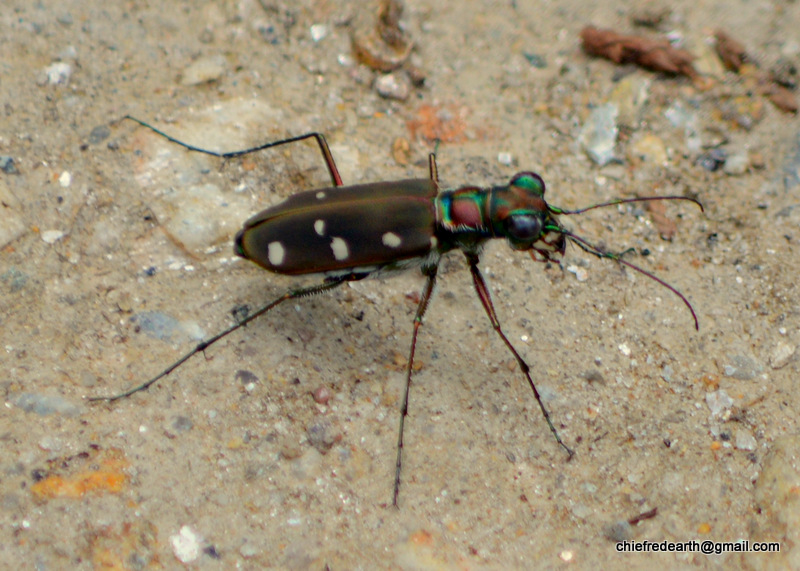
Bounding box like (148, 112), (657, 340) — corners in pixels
(550, 195), (703, 216)
(560, 230), (699, 330)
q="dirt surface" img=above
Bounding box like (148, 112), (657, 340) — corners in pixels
(3, 1), (800, 569)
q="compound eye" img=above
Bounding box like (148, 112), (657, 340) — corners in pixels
(505, 214), (543, 242)
(509, 172), (546, 197)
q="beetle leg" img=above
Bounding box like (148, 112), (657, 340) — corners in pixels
(393, 263), (439, 507)
(90, 277), (351, 402)
(464, 252), (575, 459)
(123, 116), (343, 186)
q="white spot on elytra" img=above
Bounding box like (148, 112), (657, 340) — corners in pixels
(268, 241), (285, 266)
(330, 237), (349, 261)
(430, 236), (439, 249)
(314, 219), (326, 236)
(316, 191), (326, 199)
(382, 232), (402, 248)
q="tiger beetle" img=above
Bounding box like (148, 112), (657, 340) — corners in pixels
(93, 115), (703, 506)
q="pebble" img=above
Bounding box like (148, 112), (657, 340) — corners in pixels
(0, 156), (18, 174)
(180, 55), (226, 86)
(88, 125), (111, 145)
(770, 341), (796, 369)
(374, 73), (410, 101)
(170, 525), (204, 564)
(1, 267), (28, 292)
(58, 171), (71, 188)
(705, 389), (733, 417)
(235, 370), (259, 393)
(497, 152), (514, 166)
(131, 311), (205, 343)
(42, 62), (72, 85)
(306, 420), (339, 454)
(580, 103), (618, 166)
(170, 415), (194, 434)
(664, 102), (702, 154)
(697, 148), (727, 172)
(570, 503), (593, 520)
(608, 75), (650, 127)
(41, 230), (66, 244)
(722, 353), (763, 380)
(734, 428), (757, 451)
(0, 183), (25, 248)
(604, 520), (633, 542)
(14, 392), (83, 416)
(312, 386), (331, 405)
(239, 541), (259, 558)
(723, 152), (749, 175)
(309, 24), (328, 42)
(566, 264), (588, 282)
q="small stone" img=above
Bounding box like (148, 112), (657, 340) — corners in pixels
(723, 353), (763, 380)
(609, 75), (650, 127)
(131, 311), (205, 343)
(180, 55), (226, 86)
(374, 73), (410, 101)
(697, 148), (727, 172)
(769, 341), (796, 369)
(42, 62), (72, 85)
(312, 386), (331, 405)
(170, 526), (204, 564)
(240, 542), (259, 558)
(15, 392), (83, 416)
(723, 153), (749, 175)
(89, 125), (111, 145)
(306, 420), (339, 454)
(604, 520), (633, 542)
(566, 264), (588, 282)
(497, 152), (514, 166)
(705, 389), (734, 417)
(58, 171), (72, 187)
(0, 156), (18, 174)
(734, 428), (757, 451)
(171, 416), (193, 434)
(41, 230), (66, 244)
(0, 185), (25, 248)
(309, 24), (328, 42)
(571, 503), (592, 519)
(579, 103), (619, 166)
(523, 52), (547, 68)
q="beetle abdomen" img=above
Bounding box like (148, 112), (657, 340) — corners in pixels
(235, 180), (438, 275)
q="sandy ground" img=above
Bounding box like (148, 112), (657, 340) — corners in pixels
(3, 0), (800, 569)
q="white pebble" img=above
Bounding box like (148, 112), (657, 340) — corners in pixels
(310, 24), (328, 42)
(58, 171), (71, 187)
(180, 55), (226, 86)
(41, 230), (66, 244)
(170, 525), (204, 564)
(43, 62), (72, 85)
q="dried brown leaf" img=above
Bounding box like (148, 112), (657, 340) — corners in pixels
(580, 26), (697, 79)
(714, 30), (748, 72)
